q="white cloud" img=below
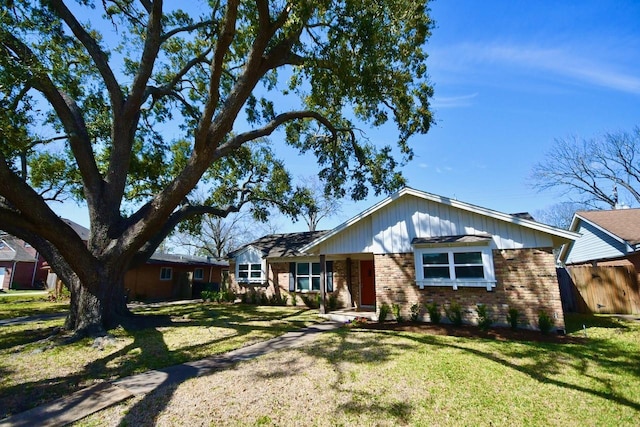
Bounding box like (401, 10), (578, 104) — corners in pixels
(433, 42), (640, 95)
(432, 93), (478, 108)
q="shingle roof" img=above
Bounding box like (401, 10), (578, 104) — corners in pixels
(148, 252), (228, 267)
(228, 230), (330, 259)
(577, 209), (640, 246)
(411, 234), (493, 245)
(0, 237), (37, 262)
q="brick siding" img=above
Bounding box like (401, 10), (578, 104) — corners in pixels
(374, 248), (565, 331)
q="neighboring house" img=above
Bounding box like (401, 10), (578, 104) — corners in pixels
(35, 219), (229, 301)
(558, 209), (640, 313)
(228, 187), (578, 331)
(0, 234), (48, 290)
(124, 252), (229, 301)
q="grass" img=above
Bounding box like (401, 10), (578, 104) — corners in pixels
(1, 299), (639, 426)
(80, 313), (640, 427)
(0, 302), (319, 419)
(0, 292), (68, 319)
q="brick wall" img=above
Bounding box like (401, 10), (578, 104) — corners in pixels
(374, 248), (565, 331)
(229, 260), (354, 308)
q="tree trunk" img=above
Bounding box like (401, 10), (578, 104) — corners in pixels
(64, 270), (130, 337)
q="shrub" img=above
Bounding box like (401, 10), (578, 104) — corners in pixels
(249, 290), (259, 305)
(538, 310), (554, 334)
(301, 294), (320, 309)
(378, 303), (391, 323)
(425, 302), (441, 324)
(328, 294), (339, 311)
(391, 303), (403, 322)
(222, 290), (236, 303)
(410, 303), (421, 322)
(445, 302), (463, 326)
(506, 307), (520, 330)
(291, 293), (298, 306)
(268, 293), (288, 306)
(476, 304), (493, 331)
(259, 292), (269, 305)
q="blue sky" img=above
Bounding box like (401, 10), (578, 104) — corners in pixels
(50, 0), (640, 236)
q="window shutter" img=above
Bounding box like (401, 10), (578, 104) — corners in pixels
(326, 261), (334, 292)
(289, 262), (296, 292)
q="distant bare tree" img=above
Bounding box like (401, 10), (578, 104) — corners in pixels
(172, 210), (281, 258)
(299, 176), (343, 231)
(531, 127), (640, 208)
(533, 202), (590, 230)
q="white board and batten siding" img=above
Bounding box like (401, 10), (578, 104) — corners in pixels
(564, 220), (630, 264)
(313, 193), (557, 255)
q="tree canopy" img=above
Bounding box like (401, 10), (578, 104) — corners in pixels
(0, 0), (435, 335)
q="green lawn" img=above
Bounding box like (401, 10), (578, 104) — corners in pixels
(0, 302), (319, 419)
(0, 292), (68, 319)
(81, 313), (640, 427)
(1, 298), (639, 426)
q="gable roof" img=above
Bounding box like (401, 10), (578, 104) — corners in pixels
(0, 237), (38, 262)
(574, 209), (640, 246)
(228, 230), (330, 259)
(62, 218), (90, 241)
(300, 187), (579, 253)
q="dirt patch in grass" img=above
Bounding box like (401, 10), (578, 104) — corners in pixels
(352, 322), (585, 344)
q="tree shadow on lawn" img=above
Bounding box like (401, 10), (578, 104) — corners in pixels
(395, 328), (640, 413)
(248, 323), (640, 423)
(0, 306), (311, 420)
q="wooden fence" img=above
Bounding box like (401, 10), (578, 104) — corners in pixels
(560, 265), (640, 314)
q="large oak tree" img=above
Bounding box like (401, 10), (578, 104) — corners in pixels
(0, 0), (434, 336)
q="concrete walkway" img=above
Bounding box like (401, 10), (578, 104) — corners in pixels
(0, 321), (342, 427)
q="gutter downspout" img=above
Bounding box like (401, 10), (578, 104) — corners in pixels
(9, 261), (16, 290)
(30, 252), (39, 288)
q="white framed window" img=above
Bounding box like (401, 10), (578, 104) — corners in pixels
(289, 261), (333, 292)
(194, 268), (204, 280)
(237, 263), (263, 283)
(414, 246), (495, 290)
(160, 267), (172, 281)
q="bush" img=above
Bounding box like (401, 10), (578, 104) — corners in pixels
(378, 303), (391, 323)
(328, 294), (339, 311)
(476, 304), (493, 331)
(410, 303), (421, 322)
(268, 293), (288, 306)
(445, 302), (463, 326)
(291, 293), (298, 306)
(538, 310), (554, 334)
(391, 303), (403, 322)
(506, 307), (520, 330)
(301, 294), (320, 309)
(425, 302), (441, 324)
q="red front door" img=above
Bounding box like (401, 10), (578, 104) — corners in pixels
(360, 260), (375, 306)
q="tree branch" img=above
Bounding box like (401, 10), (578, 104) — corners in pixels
(49, 0), (124, 111)
(1, 31), (103, 198)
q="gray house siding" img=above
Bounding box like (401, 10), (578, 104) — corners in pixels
(565, 220), (629, 264)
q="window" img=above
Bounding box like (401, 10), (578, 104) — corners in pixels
(237, 263), (263, 283)
(415, 247), (495, 291)
(194, 268), (204, 280)
(289, 261), (333, 292)
(160, 267), (172, 281)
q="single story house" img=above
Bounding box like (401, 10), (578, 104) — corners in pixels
(24, 219), (229, 301)
(228, 187), (579, 331)
(124, 252), (229, 301)
(0, 234), (48, 290)
(557, 209), (640, 313)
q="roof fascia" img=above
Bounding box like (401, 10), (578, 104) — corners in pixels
(301, 187), (580, 252)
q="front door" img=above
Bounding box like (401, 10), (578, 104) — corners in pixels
(360, 260), (375, 306)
